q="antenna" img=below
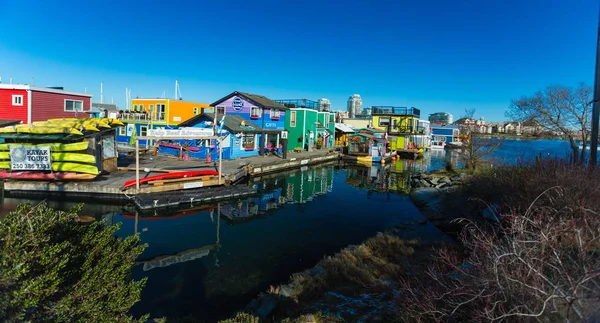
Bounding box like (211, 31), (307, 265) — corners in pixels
(100, 82), (104, 103)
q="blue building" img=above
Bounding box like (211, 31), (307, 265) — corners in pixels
(430, 124), (460, 148)
(210, 91), (288, 155)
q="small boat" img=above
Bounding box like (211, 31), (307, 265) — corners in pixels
(0, 126), (83, 136)
(0, 141), (89, 151)
(430, 141), (446, 150)
(158, 142), (201, 152)
(121, 169), (220, 190)
(0, 152), (95, 164)
(0, 161), (99, 175)
(0, 171), (97, 180)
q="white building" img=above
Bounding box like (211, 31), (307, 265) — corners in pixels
(347, 94), (362, 118)
(318, 98), (331, 112)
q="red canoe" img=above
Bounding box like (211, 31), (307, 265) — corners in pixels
(0, 171), (97, 180)
(121, 169), (219, 190)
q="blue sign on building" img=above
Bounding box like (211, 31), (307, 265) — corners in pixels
(232, 97), (244, 111)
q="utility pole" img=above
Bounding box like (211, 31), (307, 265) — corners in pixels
(591, 5), (600, 166)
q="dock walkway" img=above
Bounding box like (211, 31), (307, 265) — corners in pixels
(3, 149), (341, 206)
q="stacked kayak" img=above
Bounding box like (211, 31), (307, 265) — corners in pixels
(121, 170), (219, 190)
(0, 141), (100, 179)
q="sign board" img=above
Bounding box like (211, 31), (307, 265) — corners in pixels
(10, 146), (51, 171)
(147, 127), (214, 138)
(232, 97), (244, 111)
(281, 131), (288, 139)
(102, 136), (116, 159)
(126, 124), (135, 136)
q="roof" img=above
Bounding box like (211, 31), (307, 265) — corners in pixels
(178, 113), (281, 134)
(0, 84), (92, 97)
(210, 91), (288, 110)
(335, 123), (355, 133)
(0, 120), (21, 128)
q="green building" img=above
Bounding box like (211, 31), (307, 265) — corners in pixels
(276, 99), (335, 151)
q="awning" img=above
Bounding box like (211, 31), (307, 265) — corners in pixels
(335, 123), (355, 133)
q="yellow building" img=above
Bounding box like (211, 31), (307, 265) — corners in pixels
(129, 98), (212, 124)
(370, 106), (421, 150)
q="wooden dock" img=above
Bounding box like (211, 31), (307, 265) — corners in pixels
(132, 185), (257, 210)
(249, 152), (340, 176)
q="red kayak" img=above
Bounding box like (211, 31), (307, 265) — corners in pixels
(0, 171), (97, 180)
(121, 170), (219, 190)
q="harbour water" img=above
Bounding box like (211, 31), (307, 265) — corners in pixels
(0, 138), (575, 321)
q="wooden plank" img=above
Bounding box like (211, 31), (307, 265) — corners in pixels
(117, 167), (177, 173)
(147, 175), (217, 185)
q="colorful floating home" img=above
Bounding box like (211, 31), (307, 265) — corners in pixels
(156, 113), (282, 160)
(370, 106), (421, 150)
(345, 128), (388, 164)
(0, 117), (122, 180)
(275, 99), (335, 151)
(334, 123), (355, 147)
(430, 124), (460, 149)
(209, 91), (288, 154)
(116, 98), (212, 148)
(0, 84), (92, 124)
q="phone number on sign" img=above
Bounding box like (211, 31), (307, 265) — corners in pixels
(11, 163), (51, 170)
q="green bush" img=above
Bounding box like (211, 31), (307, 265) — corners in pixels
(0, 202), (147, 322)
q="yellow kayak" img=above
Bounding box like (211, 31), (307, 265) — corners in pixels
(13, 125), (83, 136)
(51, 153), (96, 164)
(48, 117), (123, 126)
(33, 121), (101, 132)
(0, 141), (89, 152)
(0, 161), (99, 175)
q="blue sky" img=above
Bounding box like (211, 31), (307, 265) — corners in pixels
(0, 0), (598, 121)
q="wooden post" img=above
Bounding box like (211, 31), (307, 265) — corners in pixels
(135, 138), (140, 190)
(218, 137), (223, 185)
(134, 212), (138, 234)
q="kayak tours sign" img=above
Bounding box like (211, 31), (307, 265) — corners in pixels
(10, 146), (52, 170)
(147, 127), (214, 138)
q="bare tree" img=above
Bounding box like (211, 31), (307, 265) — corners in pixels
(507, 83), (592, 165)
(463, 108), (476, 120)
(459, 133), (502, 170)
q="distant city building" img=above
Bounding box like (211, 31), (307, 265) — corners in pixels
(362, 107), (372, 116)
(429, 112), (453, 124)
(318, 98), (331, 112)
(347, 94), (362, 118)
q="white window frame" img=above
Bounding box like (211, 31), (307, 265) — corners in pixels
(118, 126), (126, 136)
(270, 108), (280, 120)
(241, 134), (256, 150)
(12, 95), (23, 106)
(250, 107), (261, 119)
(290, 111), (296, 127)
(140, 126), (148, 137)
(64, 99), (84, 112)
(379, 117), (390, 127)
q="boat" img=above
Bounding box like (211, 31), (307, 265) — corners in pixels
(430, 141), (446, 150)
(0, 171), (97, 180)
(0, 126), (84, 136)
(158, 142), (201, 152)
(0, 141), (89, 151)
(0, 152), (95, 164)
(0, 161), (99, 175)
(121, 169), (220, 190)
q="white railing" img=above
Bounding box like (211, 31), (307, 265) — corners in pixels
(119, 112), (165, 121)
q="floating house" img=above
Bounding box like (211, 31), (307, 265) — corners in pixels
(346, 128), (387, 163)
(117, 98), (212, 148)
(0, 84), (92, 124)
(158, 113), (282, 160)
(430, 124), (460, 149)
(371, 106), (421, 150)
(275, 99), (335, 151)
(334, 123), (355, 147)
(210, 92), (288, 154)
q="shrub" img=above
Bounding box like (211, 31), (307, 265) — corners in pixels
(0, 203), (147, 322)
(398, 164), (600, 322)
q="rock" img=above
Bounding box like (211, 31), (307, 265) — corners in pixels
(419, 179), (431, 188)
(429, 177), (440, 185)
(255, 294), (279, 318)
(278, 284), (294, 298)
(418, 219), (428, 225)
(450, 175), (462, 182)
(409, 187), (440, 207)
(438, 177), (451, 184)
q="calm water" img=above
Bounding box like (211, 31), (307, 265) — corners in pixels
(0, 139), (574, 321)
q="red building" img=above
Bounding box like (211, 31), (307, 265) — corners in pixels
(0, 84), (92, 124)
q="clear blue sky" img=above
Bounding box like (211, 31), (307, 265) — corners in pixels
(0, 0), (598, 121)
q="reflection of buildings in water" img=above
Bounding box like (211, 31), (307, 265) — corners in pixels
(282, 166), (334, 204)
(346, 164), (412, 194)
